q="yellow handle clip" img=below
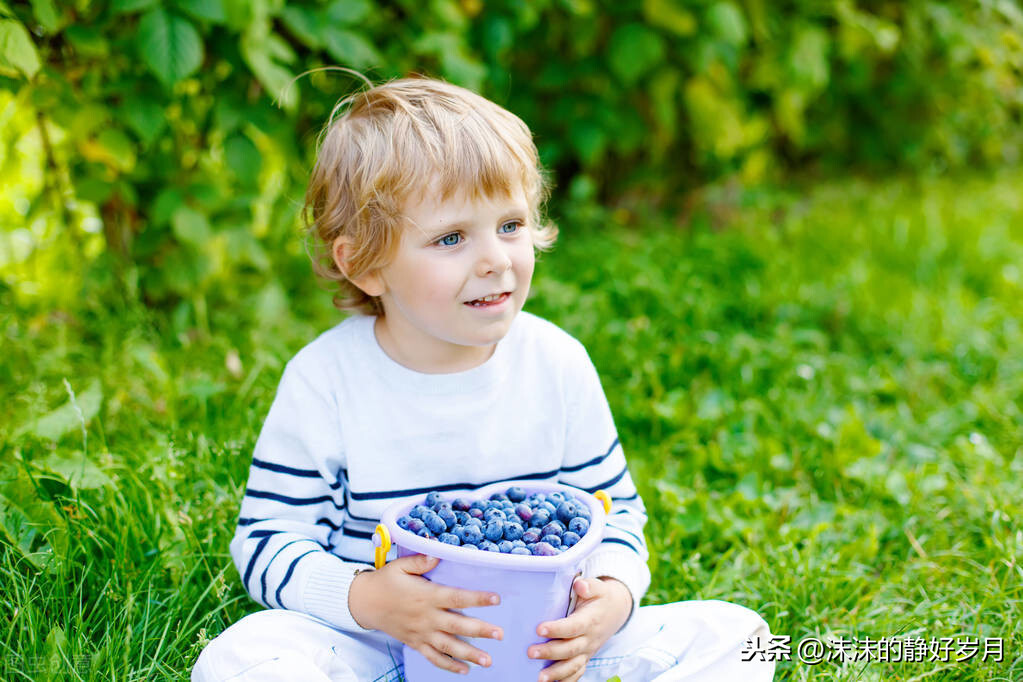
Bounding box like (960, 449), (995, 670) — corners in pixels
(374, 524), (391, 569)
(594, 490), (612, 515)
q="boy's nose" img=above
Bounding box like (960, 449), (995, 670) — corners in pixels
(475, 240), (513, 277)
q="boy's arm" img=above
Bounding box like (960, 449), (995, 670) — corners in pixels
(229, 357), (374, 633)
(557, 345), (651, 630)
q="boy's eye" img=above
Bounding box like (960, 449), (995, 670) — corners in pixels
(438, 233), (461, 246)
(499, 221), (522, 234)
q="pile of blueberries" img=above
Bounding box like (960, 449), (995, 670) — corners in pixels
(396, 486), (592, 556)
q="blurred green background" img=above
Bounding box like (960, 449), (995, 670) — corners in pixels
(1, 1), (1021, 680)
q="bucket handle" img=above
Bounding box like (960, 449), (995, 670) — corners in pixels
(373, 524), (391, 569)
(594, 490), (612, 514)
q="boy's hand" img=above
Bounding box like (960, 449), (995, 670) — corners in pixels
(348, 554), (504, 675)
(527, 576), (632, 682)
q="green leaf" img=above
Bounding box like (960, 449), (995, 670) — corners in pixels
(608, 23), (665, 86)
(29, 0), (60, 34)
(120, 95), (166, 146)
(16, 379), (103, 442)
(172, 205), (212, 246)
(325, 0), (372, 25)
(279, 5), (323, 49)
(111, 0), (159, 13)
(95, 128), (137, 172)
(37, 451), (113, 490)
(64, 24), (108, 56)
(137, 8), (204, 87)
(241, 30), (298, 110)
(0, 18), (41, 79)
(706, 2), (747, 47)
(642, 0), (696, 37)
(225, 133), (261, 188)
(323, 28), (382, 70)
(174, 0), (227, 23)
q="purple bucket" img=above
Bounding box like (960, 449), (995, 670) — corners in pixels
(377, 480), (609, 681)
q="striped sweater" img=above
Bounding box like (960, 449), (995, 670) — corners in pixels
(230, 311), (651, 633)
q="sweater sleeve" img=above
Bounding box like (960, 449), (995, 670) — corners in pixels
(229, 356), (375, 633)
(557, 343), (651, 629)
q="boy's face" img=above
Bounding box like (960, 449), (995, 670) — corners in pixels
(364, 182), (535, 372)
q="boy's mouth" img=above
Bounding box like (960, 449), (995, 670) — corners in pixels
(465, 292), (511, 307)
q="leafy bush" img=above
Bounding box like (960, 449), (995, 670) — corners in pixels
(1, 0), (1020, 314)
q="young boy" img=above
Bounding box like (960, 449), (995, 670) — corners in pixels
(192, 76), (774, 682)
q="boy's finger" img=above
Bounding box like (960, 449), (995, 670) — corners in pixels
(397, 553), (440, 575)
(431, 632), (494, 669)
(442, 612), (503, 641)
(436, 584), (501, 610)
(416, 642), (470, 676)
(536, 612), (587, 640)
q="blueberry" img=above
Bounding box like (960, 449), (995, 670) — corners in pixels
(497, 540), (514, 553)
(503, 522), (524, 542)
(529, 508), (551, 528)
(506, 486), (527, 503)
(568, 517), (589, 535)
(510, 547), (531, 555)
(416, 527), (434, 539)
(562, 531), (581, 548)
(409, 504), (430, 520)
(521, 528), (541, 544)
(464, 517), (483, 529)
(451, 498), (472, 512)
(425, 492), (444, 507)
(514, 504), (533, 523)
(540, 501), (557, 516)
(439, 533), (460, 545)
(489, 492), (509, 503)
(470, 500), (488, 512)
(484, 520), (505, 542)
(532, 541), (558, 556)
(451, 524), (467, 543)
(484, 508), (506, 523)
(556, 501), (580, 525)
(397, 515), (413, 530)
(480, 540), (500, 552)
(468, 508), (484, 520)
(437, 507), (457, 528)
(423, 511), (448, 535)
(406, 518), (426, 533)
(541, 521), (565, 538)
(540, 534), (562, 548)
(454, 510), (471, 525)
(548, 491), (566, 505)
(511, 539), (527, 549)
(462, 524), (483, 546)
(526, 493), (546, 505)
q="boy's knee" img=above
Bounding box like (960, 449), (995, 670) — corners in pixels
(192, 610), (313, 681)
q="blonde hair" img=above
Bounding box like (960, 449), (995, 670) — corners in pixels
(303, 74), (558, 316)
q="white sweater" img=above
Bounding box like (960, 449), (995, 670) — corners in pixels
(230, 311), (651, 633)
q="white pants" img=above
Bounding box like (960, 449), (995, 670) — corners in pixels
(193, 600), (774, 682)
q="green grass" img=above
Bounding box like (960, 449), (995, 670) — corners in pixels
(2, 170), (1021, 680)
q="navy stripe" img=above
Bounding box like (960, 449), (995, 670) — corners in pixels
(242, 533), (277, 592)
(245, 488), (345, 510)
(275, 550), (318, 608)
(561, 437), (620, 473)
(261, 539), (312, 606)
(601, 537), (641, 553)
(238, 517), (342, 531)
(581, 466), (629, 494)
(606, 523), (645, 546)
(248, 529), (278, 539)
(347, 470), (559, 501)
(342, 526), (374, 540)
(333, 551), (372, 564)
(613, 492), (639, 502)
(253, 458), (319, 478)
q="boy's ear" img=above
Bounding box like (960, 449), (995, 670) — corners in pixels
(332, 236), (386, 297)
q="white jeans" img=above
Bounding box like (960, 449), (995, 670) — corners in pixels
(192, 600), (775, 682)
